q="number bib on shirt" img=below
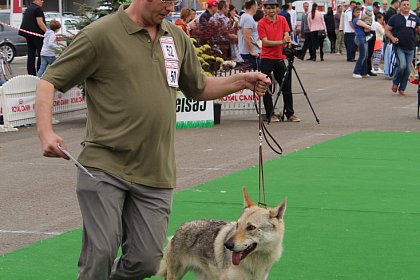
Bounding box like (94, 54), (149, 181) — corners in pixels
(406, 19), (416, 29)
(165, 61), (179, 88)
(160, 36), (179, 88)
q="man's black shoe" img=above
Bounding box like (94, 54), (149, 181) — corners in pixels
(368, 72), (377, 76)
(306, 57), (314, 61)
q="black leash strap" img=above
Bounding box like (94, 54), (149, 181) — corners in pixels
(253, 83), (283, 208)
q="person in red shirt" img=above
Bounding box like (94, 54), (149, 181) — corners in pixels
(258, 0), (300, 122)
(175, 7), (197, 36)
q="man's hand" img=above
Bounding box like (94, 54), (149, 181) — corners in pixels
(38, 131), (69, 159)
(250, 51), (259, 58)
(244, 72), (271, 96)
(391, 37), (399, 44)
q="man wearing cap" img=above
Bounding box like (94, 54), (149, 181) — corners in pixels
(199, 0), (218, 27)
(373, 2), (381, 16)
(258, 0), (300, 122)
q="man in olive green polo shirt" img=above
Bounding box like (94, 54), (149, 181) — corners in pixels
(35, 0), (270, 279)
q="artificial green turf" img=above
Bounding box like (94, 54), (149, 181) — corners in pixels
(1, 131), (420, 279)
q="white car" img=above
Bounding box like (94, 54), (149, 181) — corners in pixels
(45, 16), (80, 37)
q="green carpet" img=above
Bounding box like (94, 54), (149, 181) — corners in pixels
(1, 131), (420, 279)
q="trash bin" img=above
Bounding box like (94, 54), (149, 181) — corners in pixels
(213, 103), (221, 125)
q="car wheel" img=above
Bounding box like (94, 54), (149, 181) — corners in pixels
(0, 43), (16, 63)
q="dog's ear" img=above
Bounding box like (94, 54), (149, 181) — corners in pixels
(271, 197), (287, 220)
(242, 187), (256, 208)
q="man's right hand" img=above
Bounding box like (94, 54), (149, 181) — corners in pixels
(39, 131), (69, 159)
(251, 51), (259, 58)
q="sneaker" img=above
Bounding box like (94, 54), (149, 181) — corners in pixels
(365, 34), (373, 42)
(371, 69), (384, 74)
(270, 115), (280, 122)
(287, 115), (301, 122)
(353, 74), (363, 79)
(363, 74), (370, 78)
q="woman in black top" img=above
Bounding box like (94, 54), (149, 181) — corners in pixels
(324, 7), (336, 53)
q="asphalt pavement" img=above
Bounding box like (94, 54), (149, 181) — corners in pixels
(1, 54), (419, 255)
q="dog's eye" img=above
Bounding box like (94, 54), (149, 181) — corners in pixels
(246, 224), (256, 231)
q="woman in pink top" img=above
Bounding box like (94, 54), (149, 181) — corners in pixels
(307, 3), (327, 61)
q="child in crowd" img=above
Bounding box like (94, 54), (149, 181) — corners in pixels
(372, 13), (385, 74)
(360, 6), (374, 41)
(36, 19), (62, 78)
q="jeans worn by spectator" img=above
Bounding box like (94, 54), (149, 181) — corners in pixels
(393, 47), (414, 91)
(344, 32), (356, 61)
(240, 54), (260, 71)
(353, 37), (368, 76)
(37, 55), (56, 77)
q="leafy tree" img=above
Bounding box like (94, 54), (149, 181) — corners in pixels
(75, 0), (130, 29)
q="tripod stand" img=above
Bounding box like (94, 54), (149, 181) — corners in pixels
(270, 55), (320, 124)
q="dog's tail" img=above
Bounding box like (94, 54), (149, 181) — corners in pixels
(156, 236), (173, 278)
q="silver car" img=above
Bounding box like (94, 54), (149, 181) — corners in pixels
(0, 24), (27, 63)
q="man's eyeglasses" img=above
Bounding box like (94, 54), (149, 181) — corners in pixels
(161, 0), (182, 6)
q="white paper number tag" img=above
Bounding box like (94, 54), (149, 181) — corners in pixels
(165, 60), (179, 88)
(160, 36), (178, 61)
(160, 36), (179, 88)
(406, 20), (416, 28)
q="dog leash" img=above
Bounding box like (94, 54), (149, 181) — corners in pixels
(253, 82), (283, 208)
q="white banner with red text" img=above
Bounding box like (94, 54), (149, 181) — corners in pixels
(0, 75), (86, 132)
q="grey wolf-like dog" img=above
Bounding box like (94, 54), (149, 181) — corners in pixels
(157, 188), (287, 280)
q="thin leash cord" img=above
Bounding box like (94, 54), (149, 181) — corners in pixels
(253, 83), (283, 208)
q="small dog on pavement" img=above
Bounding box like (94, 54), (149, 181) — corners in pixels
(157, 188), (287, 280)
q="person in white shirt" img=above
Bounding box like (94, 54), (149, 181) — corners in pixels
(287, 2), (297, 41)
(344, 0), (357, 62)
(36, 19), (62, 77)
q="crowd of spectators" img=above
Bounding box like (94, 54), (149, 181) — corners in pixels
(170, 0), (420, 99)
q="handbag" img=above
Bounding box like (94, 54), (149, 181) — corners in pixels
(318, 30), (326, 38)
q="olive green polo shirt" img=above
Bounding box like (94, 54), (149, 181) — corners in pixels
(42, 5), (206, 188)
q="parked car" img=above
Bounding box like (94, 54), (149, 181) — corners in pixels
(0, 24), (27, 63)
(44, 12), (62, 20)
(45, 17), (80, 37)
